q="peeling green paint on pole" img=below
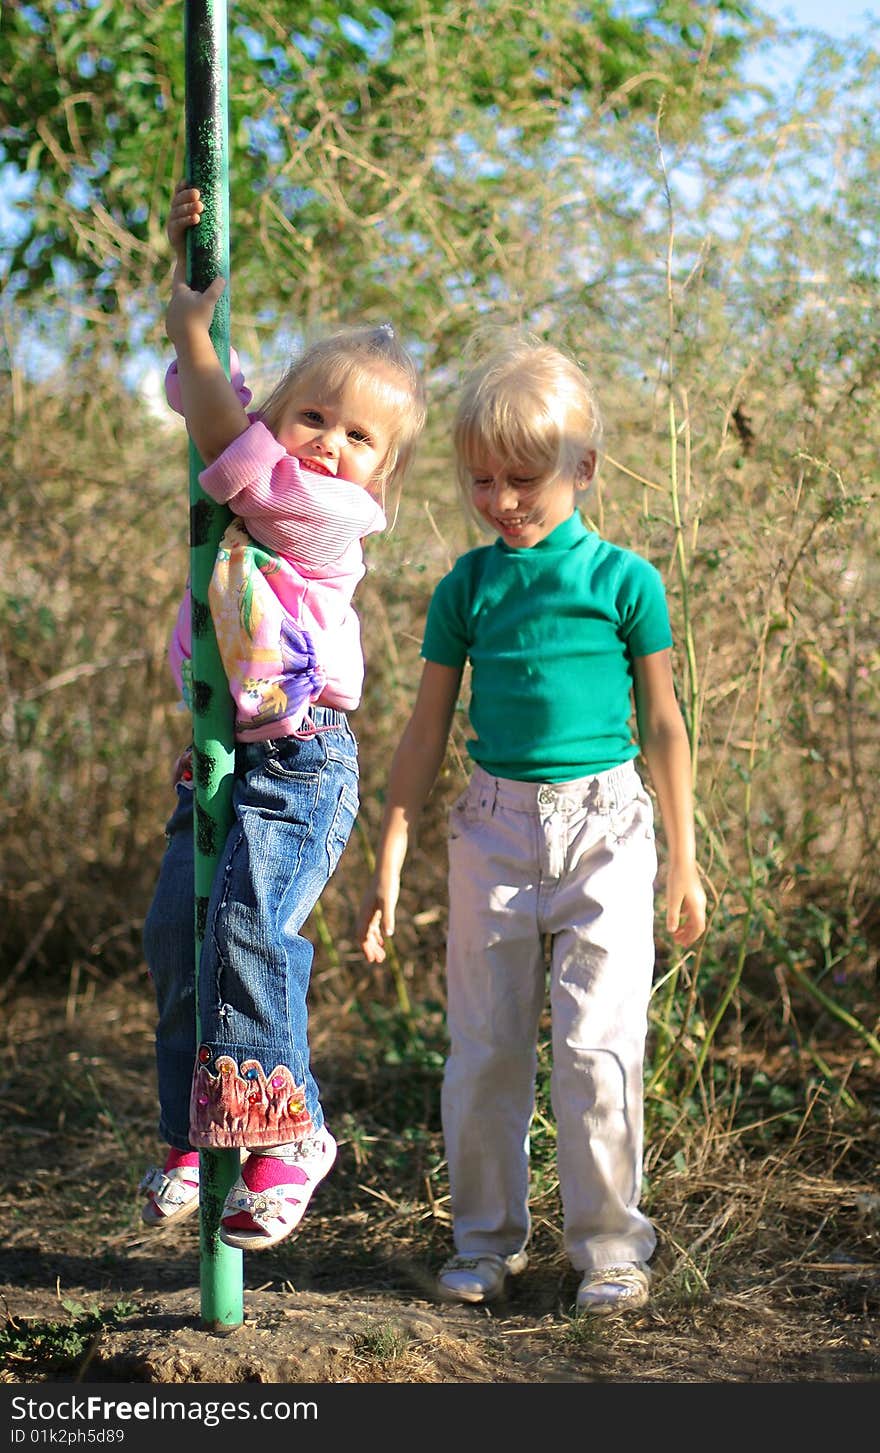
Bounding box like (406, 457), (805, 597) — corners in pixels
(183, 0), (243, 1332)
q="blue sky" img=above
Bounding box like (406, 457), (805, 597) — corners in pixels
(741, 0), (877, 91)
(759, 0), (877, 36)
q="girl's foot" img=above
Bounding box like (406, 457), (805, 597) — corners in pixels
(575, 1261), (651, 1316)
(219, 1131), (337, 1251)
(436, 1250), (529, 1304)
(139, 1148), (200, 1226)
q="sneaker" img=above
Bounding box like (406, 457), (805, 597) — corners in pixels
(575, 1261), (651, 1316)
(437, 1250), (529, 1305)
(219, 1130), (337, 1251)
(139, 1148), (200, 1226)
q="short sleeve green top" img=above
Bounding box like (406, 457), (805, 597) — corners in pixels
(421, 510), (672, 782)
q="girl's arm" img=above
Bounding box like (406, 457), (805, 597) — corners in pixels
(165, 181), (249, 465)
(165, 276), (249, 464)
(359, 660), (463, 963)
(633, 649), (707, 948)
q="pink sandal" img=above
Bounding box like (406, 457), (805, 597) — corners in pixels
(219, 1131), (337, 1250)
(139, 1149), (200, 1226)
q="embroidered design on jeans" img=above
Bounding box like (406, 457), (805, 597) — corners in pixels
(189, 1051), (313, 1148)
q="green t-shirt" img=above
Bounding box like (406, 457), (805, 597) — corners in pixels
(421, 510), (672, 782)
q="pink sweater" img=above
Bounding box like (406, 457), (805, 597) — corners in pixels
(166, 360), (386, 740)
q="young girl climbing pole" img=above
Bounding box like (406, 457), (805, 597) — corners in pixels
(140, 183), (426, 1250)
(359, 333), (706, 1315)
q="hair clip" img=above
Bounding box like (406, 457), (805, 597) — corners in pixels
(367, 321), (396, 355)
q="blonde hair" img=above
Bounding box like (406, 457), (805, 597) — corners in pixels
(257, 323), (426, 496)
(453, 331), (603, 504)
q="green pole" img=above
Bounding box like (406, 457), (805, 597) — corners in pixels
(183, 0), (244, 1331)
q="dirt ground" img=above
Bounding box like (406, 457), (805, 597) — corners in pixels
(1, 972), (878, 1386)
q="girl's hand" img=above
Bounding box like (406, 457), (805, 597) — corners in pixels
(359, 905), (387, 964)
(167, 180), (203, 267)
(665, 861), (707, 948)
(166, 274), (226, 350)
(358, 880), (400, 964)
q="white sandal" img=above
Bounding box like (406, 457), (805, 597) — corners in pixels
(219, 1132), (337, 1251)
(139, 1162), (200, 1226)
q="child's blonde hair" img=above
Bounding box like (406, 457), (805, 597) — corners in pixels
(453, 330), (603, 504)
(258, 322), (426, 495)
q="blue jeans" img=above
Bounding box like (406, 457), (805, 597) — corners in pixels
(143, 708), (358, 1151)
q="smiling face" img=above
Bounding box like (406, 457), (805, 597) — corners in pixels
(453, 338), (603, 546)
(276, 372), (397, 494)
(468, 450), (596, 548)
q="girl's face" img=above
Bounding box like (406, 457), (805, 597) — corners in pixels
(468, 449), (596, 548)
(277, 373), (396, 495)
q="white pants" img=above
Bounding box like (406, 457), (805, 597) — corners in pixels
(442, 760), (658, 1273)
